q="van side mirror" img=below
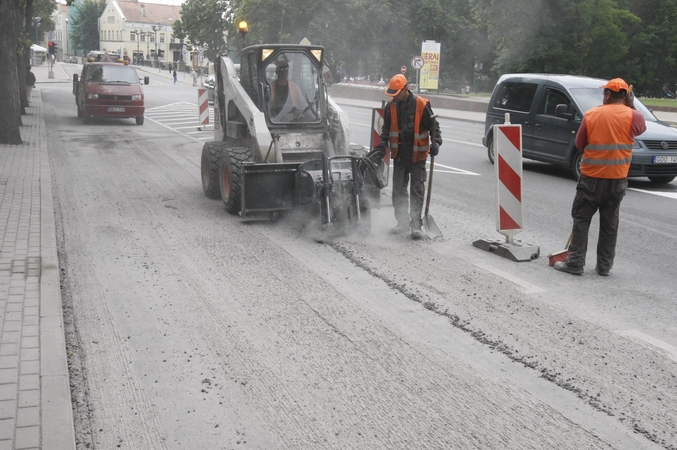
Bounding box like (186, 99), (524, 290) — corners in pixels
(555, 104), (573, 120)
(144, 76), (150, 85)
(73, 74), (79, 83)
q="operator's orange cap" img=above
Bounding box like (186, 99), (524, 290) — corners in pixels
(386, 74), (408, 96)
(601, 78), (629, 93)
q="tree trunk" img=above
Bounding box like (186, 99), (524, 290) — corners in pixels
(0, 0), (24, 144)
(20, 0), (34, 113)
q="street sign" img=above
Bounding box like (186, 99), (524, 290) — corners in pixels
(411, 56), (424, 70)
(400, 65), (407, 74)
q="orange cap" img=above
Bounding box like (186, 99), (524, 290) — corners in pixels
(601, 78), (629, 93)
(386, 74), (408, 96)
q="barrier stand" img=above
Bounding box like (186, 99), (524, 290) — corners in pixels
(472, 113), (540, 262)
(196, 88), (213, 131)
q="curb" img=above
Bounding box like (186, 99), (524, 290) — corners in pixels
(36, 89), (77, 450)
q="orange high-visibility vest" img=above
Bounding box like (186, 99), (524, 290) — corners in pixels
(270, 81), (299, 107)
(581, 104), (634, 179)
(389, 95), (431, 163)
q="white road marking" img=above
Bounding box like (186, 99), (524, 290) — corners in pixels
(473, 262), (546, 294)
(629, 188), (677, 200)
(615, 329), (677, 364)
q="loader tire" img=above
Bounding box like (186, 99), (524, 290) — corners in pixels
(201, 141), (227, 199)
(219, 147), (252, 215)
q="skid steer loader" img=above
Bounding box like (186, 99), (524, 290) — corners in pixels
(200, 44), (388, 232)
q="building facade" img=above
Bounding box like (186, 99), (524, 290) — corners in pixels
(98, 0), (183, 66)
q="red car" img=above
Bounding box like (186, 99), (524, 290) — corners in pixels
(73, 62), (149, 125)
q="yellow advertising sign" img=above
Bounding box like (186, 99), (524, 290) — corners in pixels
(420, 41), (441, 91)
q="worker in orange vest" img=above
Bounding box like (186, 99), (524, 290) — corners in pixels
(269, 59), (303, 121)
(372, 74), (442, 240)
(554, 78), (646, 276)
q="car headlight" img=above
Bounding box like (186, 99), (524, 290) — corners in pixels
(131, 94), (142, 101)
(632, 140), (643, 149)
(87, 93), (98, 100)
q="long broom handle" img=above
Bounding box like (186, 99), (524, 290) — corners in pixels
(424, 116), (438, 217)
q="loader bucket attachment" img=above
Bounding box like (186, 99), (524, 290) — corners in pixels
(240, 162), (301, 217)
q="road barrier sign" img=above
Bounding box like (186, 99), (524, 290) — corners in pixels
(198, 88), (209, 125)
(400, 65), (407, 74)
(472, 113), (539, 261)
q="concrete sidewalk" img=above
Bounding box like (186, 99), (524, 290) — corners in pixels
(0, 85), (76, 447)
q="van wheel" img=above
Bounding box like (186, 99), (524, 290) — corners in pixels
(571, 151), (583, 180)
(136, 116), (144, 125)
(648, 175), (675, 184)
(487, 136), (495, 164)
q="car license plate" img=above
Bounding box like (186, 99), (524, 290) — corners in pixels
(107, 107), (125, 112)
(653, 156), (677, 163)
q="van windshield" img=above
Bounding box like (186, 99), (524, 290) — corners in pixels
(569, 88), (656, 122)
(87, 65), (139, 84)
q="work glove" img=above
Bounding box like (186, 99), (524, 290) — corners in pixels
(430, 143), (439, 157)
(625, 85), (635, 109)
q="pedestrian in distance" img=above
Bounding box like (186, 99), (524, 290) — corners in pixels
(168, 62), (172, 74)
(554, 78), (646, 277)
(173, 69), (177, 85)
(191, 69), (198, 87)
(25, 66), (36, 104)
(370, 74), (442, 240)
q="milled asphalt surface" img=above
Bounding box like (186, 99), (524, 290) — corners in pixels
(2, 61), (676, 449)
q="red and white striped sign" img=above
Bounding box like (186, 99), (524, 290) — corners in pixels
(197, 88), (209, 125)
(494, 122), (523, 239)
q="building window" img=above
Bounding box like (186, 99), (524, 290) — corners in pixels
(131, 33), (136, 41)
(160, 34), (165, 44)
(108, 16), (114, 24)
(141, 34), (146, 42)
(150, 34), (155, 43)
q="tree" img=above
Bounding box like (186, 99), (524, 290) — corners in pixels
(70, 0), (105, 55)
(172, 0), (232, 63)
(0, 0), (27, 144)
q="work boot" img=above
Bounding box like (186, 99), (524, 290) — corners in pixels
(411, 229), (424, 240)
(389, 223), (408, 235)
(553, 261), (583, 275)
(595, 266), (610, 276)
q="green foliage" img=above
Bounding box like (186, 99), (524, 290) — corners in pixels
(227, 0), (677, 95)
(173, 0), (232, 62)
(70, 0), (106, 54)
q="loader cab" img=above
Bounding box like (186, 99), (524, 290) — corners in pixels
(239, 45), (326, 126)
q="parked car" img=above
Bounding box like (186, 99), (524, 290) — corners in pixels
(203, 74), (215, 103)
(483, 74), (677, 184)
(66, 56), (78, 64)
(72, 62), (149, 125)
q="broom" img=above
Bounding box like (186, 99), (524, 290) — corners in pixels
(548, 232), (572, 266)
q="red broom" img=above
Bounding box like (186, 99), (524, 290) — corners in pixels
(548, 233), (572, 266)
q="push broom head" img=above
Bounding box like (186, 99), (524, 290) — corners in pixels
(547, 249), (568, 266)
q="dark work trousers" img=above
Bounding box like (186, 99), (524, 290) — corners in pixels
(392, 156), (427, 229)
(566, 175), (628, 270)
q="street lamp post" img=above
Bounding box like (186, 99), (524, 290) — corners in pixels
(33, 17), (41, 44)
(130, 30), (140, 64)
(145, 32), (151, 65)
(151, 25), (160, 72)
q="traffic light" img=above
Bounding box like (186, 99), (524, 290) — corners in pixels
(48, 41), (55, 55)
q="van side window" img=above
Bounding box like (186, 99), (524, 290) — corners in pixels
(541, 89), (570, 116)
(492, 82), (538, 112)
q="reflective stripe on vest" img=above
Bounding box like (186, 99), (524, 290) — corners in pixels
(581, 104), (634, 179)
(388, 95), (431, 162)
